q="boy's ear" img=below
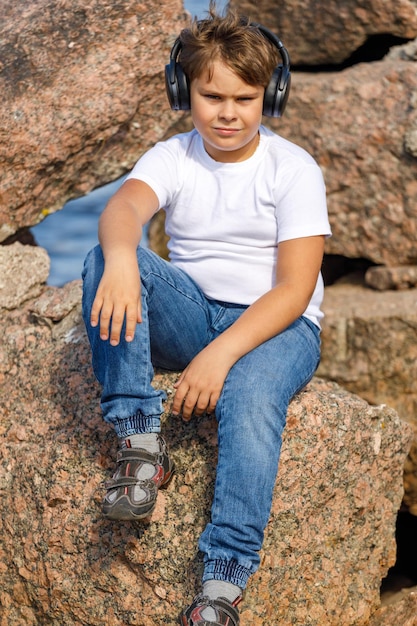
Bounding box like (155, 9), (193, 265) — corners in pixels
(165, 38), (191, 111)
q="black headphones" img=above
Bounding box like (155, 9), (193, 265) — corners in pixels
(165, 22), (291, 118)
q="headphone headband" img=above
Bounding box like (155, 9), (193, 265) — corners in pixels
(165, 22), (291, 117)
(251, 22), (290, 70)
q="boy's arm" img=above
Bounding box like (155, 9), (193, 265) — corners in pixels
(172, 234), (325, 420)
(90, 179), (159, 346)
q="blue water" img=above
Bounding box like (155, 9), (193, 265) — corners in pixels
(31, 0), (226, 286)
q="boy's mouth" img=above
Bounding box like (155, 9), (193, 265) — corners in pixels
(214, 127), (240, 136)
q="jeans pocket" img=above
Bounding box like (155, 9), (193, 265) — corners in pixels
(208, 302), (248, 337)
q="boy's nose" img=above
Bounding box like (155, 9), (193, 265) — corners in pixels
(219, 100), (237, 120)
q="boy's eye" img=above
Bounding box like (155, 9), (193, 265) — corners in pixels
(203, 95), (255, 101)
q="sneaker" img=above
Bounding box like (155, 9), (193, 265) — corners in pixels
(102, 435), (174, 520)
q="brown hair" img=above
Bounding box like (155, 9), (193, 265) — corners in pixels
(179, 1), (280, 87)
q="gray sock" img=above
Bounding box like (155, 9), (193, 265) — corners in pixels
(201, 580), (242, 620)
(120, 433), (160, 453)
(117, 434), (161, 497)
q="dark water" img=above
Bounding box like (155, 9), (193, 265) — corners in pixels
(31, 0), (225, 286)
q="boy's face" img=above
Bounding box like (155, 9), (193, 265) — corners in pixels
(190, 60), (264, 163)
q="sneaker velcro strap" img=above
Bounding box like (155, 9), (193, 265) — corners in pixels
(210, 597), (240, 624)
(104, 476), (155, 490)
(116, 448), (157, 464)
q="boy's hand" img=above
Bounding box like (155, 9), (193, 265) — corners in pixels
(90, 260), (142, 346)
(171, 343), (235, 421)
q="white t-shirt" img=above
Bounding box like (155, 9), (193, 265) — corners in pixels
(127, 125), (331, 327)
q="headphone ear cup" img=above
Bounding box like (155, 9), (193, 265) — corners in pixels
(165, 61), (191, 111)
(263, 65), (291, 118)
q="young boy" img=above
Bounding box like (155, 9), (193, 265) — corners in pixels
(82, 3), (331, 624)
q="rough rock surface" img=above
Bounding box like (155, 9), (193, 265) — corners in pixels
(0, 242), (50, 309)
(317, 279), (417, 514)
(0, 278), (413, 625)
(0, 0), (188, 241)
(231, 0), (417, 65)
(267, 59), (417, 267)
(387, 37), (417, 62)
(365, 265), (417, 290)
(370, 590), (417, 626)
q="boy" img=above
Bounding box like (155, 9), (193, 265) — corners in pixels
(82, 3), (331, 624)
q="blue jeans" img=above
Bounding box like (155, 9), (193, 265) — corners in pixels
(82, 246), (321, 589)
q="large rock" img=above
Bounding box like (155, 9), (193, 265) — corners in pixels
(318, 280), (417, 422)
(365, 265), (417, 291)
(387, 37), (417, 62)
(0, 0), (189, 241)
(317, 279), (417, 514)
(369, 590), (417, 626)
(232, 0), (417, 65)
(268, 58), (417, 267)
(0, 276), (413, 625)
(0, 242), (50, 308)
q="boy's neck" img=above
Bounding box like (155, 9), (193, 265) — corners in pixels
(201, 130), (261, 163)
